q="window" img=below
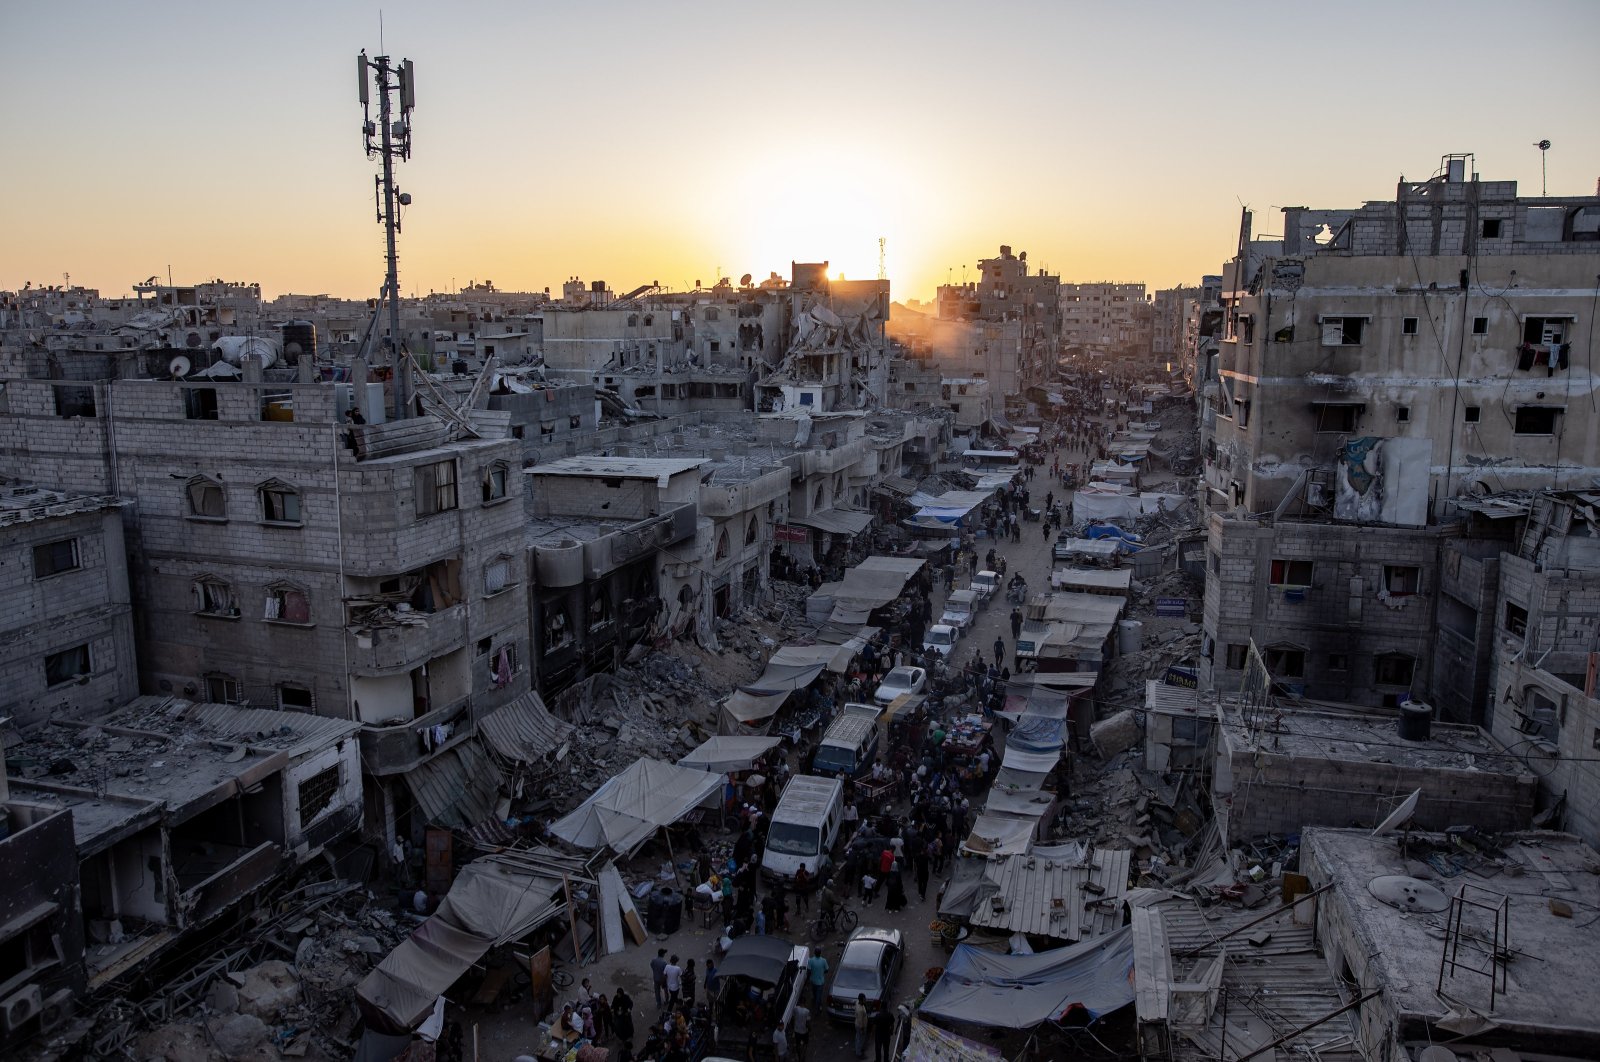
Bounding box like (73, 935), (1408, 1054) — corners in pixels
(483, 556), (514, 595)
(746, 516), (760, 545)
(1374, 653), (1416, 687)
(1383, 565), (1421, 596)
(259, 481), (303, 524)
(1518, 687), (1559, 744)
(33, 538), (80, 578)
(1210, 551), (1221, 575)
(260, 391), (294, 421)
(1269, 558), (1314, 586)
(1314, 403), (1360, 433)
(1513, 407), (1560, 435)
(54, 385), (96, 417)
(1481, 219), (1502, 238)
(1264, 645), (1306, 679)
(1471, 317), (1489, 335)
(715, 530), (730, 561)
(187, 476), (226, 519)
(265, 584), (312, 624)
(569, 414), (581, 429)
(542, 606), (571, 653)
(1327, 653), (1349, 671)
(1239, 400), (1252, 428)
(1522, 316), (1571, 347)
(588, 592), (612, 628)
(44, 643), (91, 687)
(297, 763), (340, 823)
(183, 387), (218, 420)
(206, 673), (241, 704)
(279, 685), (314, 710)
(1504, 602), (1528, 637)
(415, 460), (458, 516)
(1224, 643), (1249, 670)
(1464, 405), (1481, 423)
(195, 577), (238, 617)
(1402, 317), (1419, 336)
(1320, 317), (1366, 346)
(481, 462), (508, 503)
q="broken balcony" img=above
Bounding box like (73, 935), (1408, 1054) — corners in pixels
(346, 559), (467, 672)
(358, 698), (474, 777)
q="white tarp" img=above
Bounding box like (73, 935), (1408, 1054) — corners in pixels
(1001, 746), (1061, 774)
(548, 758), (723, 855)
(722, 689), (789, 724)
(679, 736), (783, 773)
(1072, 490), (1183, 523)
(919, 928), (1136, 1028)
(961, 813), (1036, 856)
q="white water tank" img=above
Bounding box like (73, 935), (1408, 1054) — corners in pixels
(213, 335), (280, 369)
(1118, 619), (1144, 655)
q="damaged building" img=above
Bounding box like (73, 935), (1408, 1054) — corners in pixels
(921, 244), (1061, 397)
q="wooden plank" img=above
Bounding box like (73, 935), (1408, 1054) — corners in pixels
(598, 863), (626, 956)
(607, 865), (649, 946)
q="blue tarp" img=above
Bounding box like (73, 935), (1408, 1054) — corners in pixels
(1083, 523), (1143, 545)
(1009, 714), (1066, 753)
(919, 927), (1136, 1028)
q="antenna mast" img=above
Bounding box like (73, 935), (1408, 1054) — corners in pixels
(358, 49), (417, 419)
(878, 237), (886, 281)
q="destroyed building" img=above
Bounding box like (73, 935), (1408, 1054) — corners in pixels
(927, 244), (1061, 396)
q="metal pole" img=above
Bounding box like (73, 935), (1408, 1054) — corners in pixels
(375, 57), (408, 419)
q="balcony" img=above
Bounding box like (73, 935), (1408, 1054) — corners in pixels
(359, 697), (473, 777)
(180, 841), (281, 925)
(347, 603), (468, 674)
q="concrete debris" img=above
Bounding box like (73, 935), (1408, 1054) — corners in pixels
(232, 960), (301, 1022)
(1090, 709), (1141, 758)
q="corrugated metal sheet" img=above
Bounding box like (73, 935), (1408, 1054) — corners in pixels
(404, 738), (503, 828)
(1144, 680), (1212, 718)
(180, 701), (361, 760)
(479, 690), (573, 764)
(966, 847), (1131, 942)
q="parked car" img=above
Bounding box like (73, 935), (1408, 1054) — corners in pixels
(824, 927), (904, 1021)
(922, 623), (959, 658)
(940, 588), (979, 632)
(970, 570), (1000, 601)
(873, 666), (927, 705)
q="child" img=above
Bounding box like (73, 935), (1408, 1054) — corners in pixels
(861, 871), (878, 906)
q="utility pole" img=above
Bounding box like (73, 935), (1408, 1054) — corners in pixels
(358, 50), (416, 419)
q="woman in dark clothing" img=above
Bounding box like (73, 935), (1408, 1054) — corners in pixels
(613, 987), (636, 1049)
(884, 863), (908, 913)
(683, 959), (697, 1009)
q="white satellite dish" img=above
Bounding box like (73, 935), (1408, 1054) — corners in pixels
(168, 355), (192, 379)
(1371, 788), (1422, 837)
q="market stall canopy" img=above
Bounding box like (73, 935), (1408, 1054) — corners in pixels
(919, 928), (1136, 1028)
(548, 757), (723, 856)
(1074, 490), (1185, 523)
(788, 507), (874, 536)
(721, 689), (789, 725)
(357, 853), (567, 1034)
(679, 735), (783, 774)
(906, 490), (994, 526)
(961, 813), (1037, 857)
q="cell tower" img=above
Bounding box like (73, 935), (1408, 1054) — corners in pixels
(357, 50), (417, 419)
(878, 237), (886, 281)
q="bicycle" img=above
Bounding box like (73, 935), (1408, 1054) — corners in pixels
(808, 904), (859, 942)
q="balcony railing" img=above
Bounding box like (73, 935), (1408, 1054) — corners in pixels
(358, 697), (473, 777)
(347, 603), (468, 674)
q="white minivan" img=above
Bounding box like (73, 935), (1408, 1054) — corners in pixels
(762, 774), (845, 882)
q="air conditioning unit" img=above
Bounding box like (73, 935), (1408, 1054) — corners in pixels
(1, 984), (42, 1032)
(38, 989), (72, 1034)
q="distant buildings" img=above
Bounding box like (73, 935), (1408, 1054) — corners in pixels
(1059, 281), (1150, 360)
(923, 245), (1061, 396)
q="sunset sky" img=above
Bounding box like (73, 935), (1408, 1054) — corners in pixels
(4, 1), (1597, 303)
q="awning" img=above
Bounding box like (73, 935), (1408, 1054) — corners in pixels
(478, 690), (573, 764)
(679, 736), (783, 774)
(357, 853), (566, 1033)
(1001, 747), (1061, 774)
(918, 928), (1136, 1028)
(878, 474), (917, 496)
(788, 507), (874, 536)
(548, 757), (724, 856)
(722, 689), (790, 724)
(403, 739), (504, 829)
(962, 813), (1037, 857)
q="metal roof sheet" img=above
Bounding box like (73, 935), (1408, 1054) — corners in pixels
(965, 847), (1131, 942)
(403, 738), (503, 828)
(478, 690), (572, 765)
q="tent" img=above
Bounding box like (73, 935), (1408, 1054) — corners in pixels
(548, 757), (723, 856)
(721, 689), (789, 726)
(356, 854), (566, 1034)
(679, 736), (783, 774)
(918, 928), (1136, 1028)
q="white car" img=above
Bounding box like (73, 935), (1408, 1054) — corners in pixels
(971, 570), (1000, 601)
(874, 665), (927, 705)
(923, 624), (958, 657)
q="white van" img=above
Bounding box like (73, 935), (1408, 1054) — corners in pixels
(811, 703), (882, 778)
(940, 589), (979, 632)
(762, 775), (845, 882)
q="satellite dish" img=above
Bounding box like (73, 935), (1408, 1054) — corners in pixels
(1368, 875), (1449, 913)
(223, 744), (248, 764)
(168, 355), (192, 379)
(740, 273), (753, 288)
(1371, 788), (1422, 836)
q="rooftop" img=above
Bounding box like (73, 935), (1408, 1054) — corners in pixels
(0, 478), (124, 527)
(524, 455), (707, 485)
(1217, 701), (1528, 774)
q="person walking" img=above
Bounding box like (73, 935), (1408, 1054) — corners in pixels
(663, 955), (683, 1007)
(853, 995), (871, 1059)
(792, 1002), (812, 1060)
(1009, 607), (1023, 639)
(993, 636), (1004, 668)
(612, 987), (635, 1049)
(873, 1002), (895, 1062)
(915, 848), (931, 902)
(807, 950), (829, 1010)
(885, 863), (907, 913)
(682, 958), (697, 1009)
(649, 949), (668, 1008)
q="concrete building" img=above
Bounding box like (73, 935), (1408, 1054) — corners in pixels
(1305, 826), (1600, 1062)
(1059, 281), (1148, 359)
(927, 245), (1060, 395)
(0, 482), (136, 733)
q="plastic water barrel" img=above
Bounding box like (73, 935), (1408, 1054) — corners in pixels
(1398, 701), (1433, 742)
(660, 888), (682, 933)
(1118, 619), (1144, 654)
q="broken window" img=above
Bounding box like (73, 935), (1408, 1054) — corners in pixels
(1374, 653), (1416, 687)
(279, 685), (314, 710)
(265, 584), (312, 624)
(1239, 315), (1255, 344)
(297, 764), (340, 823)
(1504, 601), (1528, 637)
(484, 556), (514, 595)
(54, 385), (96, 417)
(1314, 403), (1361, 433)
(588, 592), (612, 629)
(195, 577), (238, 617)
(1402, 317), (1419, 336)
(1383, 565), (1421, 596)
(1320, 317), (1366, 346)
(187, 476), (226, 519)
(1464, 406), (1481, 423)
(44, 642), (91, 687)
(1513, 406), (1560, 435)
(716, 530), (730, 561)
(33, 538), (80, 578)
(259, 480), (303, 524)
(1518, 687), (1560, 744)
(542, 606), (571, 653)
(1269, 558), (1313, 586)
(183, 387), (219, 420)
(415, 459), (458, 516)
(1396, 406), (1410, 423)
(205, 673), (241, 703)
(482, 461), (509, 503)
(1224, 643), (1249, 670)
(1519, 317), (1573, 370)
(1264, 645), (1306, 679)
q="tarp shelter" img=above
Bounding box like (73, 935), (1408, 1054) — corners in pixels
(1073, 491), (1183, 523)
(903, 1016), (1005, 1062)
(679, 736), (783, 774)
(548, 757), (723, 856)
(918, 928), (1136, 1028)
(357, 854), (567, 1034)
(806, 556), (926, 626)
(962, 813), (1038, 857)
(970, 472), (1018, 492)
(905, 490), (994, 531)
(721, 689), (789, 727)
(788, 507), (874, 536)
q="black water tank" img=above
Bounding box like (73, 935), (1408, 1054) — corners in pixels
(660, 888), (682, 933)
(1398, 701), (1433, 742)
(281, 320), (316, 363)
(645, 890), (667, 934)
